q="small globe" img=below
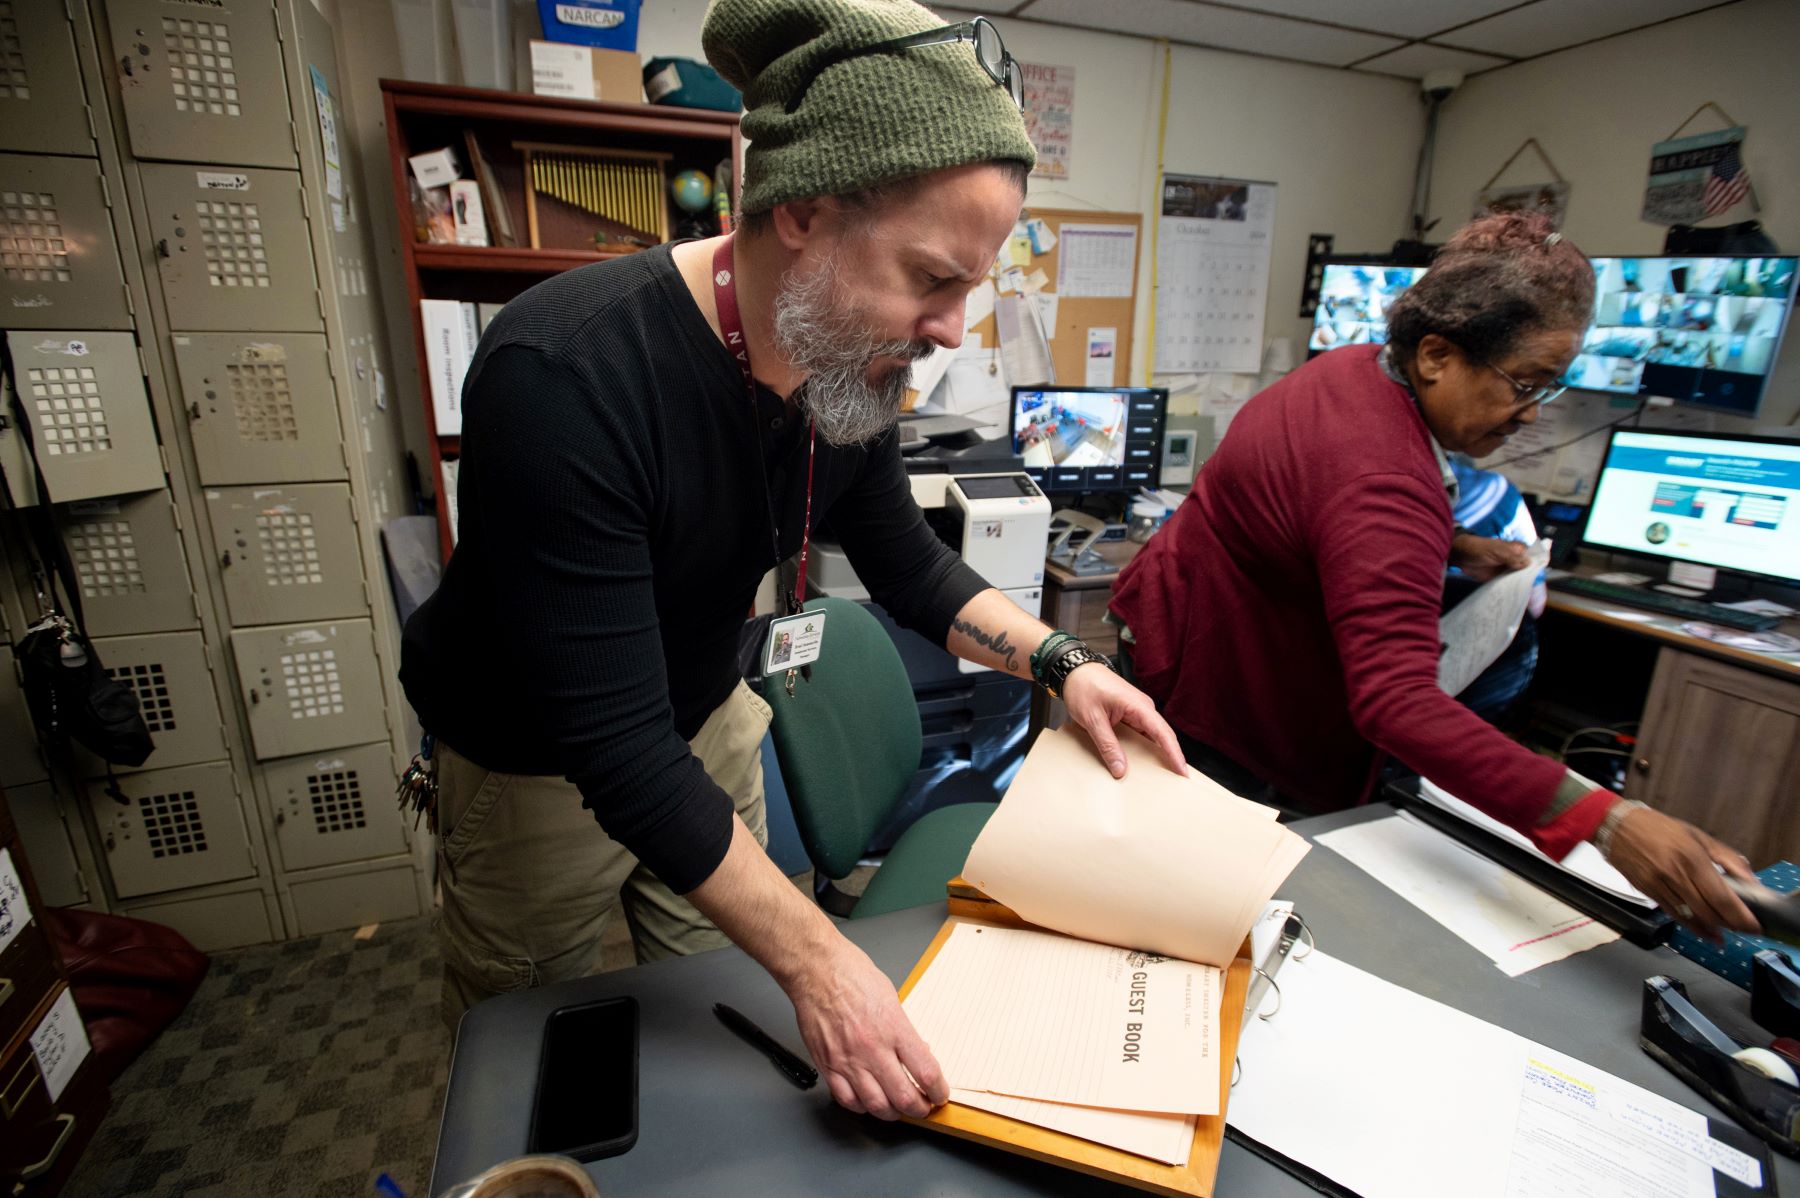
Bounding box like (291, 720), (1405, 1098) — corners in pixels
(671, 170), (713, 216)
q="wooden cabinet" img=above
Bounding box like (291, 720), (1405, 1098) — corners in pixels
(0, 787), (109, 1196)
(1629, 647), (1800, 867)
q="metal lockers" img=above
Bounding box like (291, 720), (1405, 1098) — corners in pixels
(172, 333), (346, 485)
(204, 483), (364, 626)
(0, 0), (96, 156)
(0, 331), (165, 504)
(0, 153), (131, 330)
(7, 782), (85, 907)
(55, 490), (198, 636)
(228, 618), (384, 760)
(261, 742), (405, 872)
(89, 761), (255, 898)
(0, 646), (47, 788)
(103, 0), (296, 170)
(83, 631), (227, 773)
(140, 163), (323, 334)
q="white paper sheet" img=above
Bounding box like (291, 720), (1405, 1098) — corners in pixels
(1230, 951), (1756, 1198)
(903, 923), (1222, 1115)
(1086, 327), (1118, 387)
(905, 342), (958, 408)
(996, 293), (1054, 387)
(1057, 224), (1138, 298)
(1153, 175), (1276, 373)
(0, 849), (29, 956)
(1416, 778), (1655, 907)
(1439, 540), (1552, 696)
(964, 279), (998, 330)
(30, 988), (91, 1104)
(1315, 815), (1618, 975)
(962, 723), (1308, 969)
(950, 1087), (1195, 1165)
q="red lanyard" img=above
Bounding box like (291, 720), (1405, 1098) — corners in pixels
(711, 236), (815, 616)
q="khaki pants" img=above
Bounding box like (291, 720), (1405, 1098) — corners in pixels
(434, 679), (772, 1027)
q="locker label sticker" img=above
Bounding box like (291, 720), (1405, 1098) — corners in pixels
(241, 343), (287, 364)
(30, 989), (91, 1104)
(197, 171), (252, 192)
(69, 500), (122, 515)
(32, 338), (87, 356)
(283, 629), (329, 646)
(0, 849), (30, 957)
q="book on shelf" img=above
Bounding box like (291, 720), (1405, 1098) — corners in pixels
(420, 298), (479, 437)
(441, 459), (460, 545)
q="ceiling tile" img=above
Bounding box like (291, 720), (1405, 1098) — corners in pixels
(1023, 0), (1405, 66)
(1212, 0), (1519, 39)
(1443, 0), (1734, 59)
(1351, 41), (1513, 78)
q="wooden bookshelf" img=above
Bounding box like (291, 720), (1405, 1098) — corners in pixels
(381, 79), (743, 561)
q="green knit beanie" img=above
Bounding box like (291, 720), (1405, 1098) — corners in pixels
(702, 0), (1036, 214)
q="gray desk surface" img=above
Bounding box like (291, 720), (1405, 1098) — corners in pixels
(432, 804), (1799, 1196)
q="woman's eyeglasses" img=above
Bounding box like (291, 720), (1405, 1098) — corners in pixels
(785, 17), (1023, 115)
(1483, 359), (1570, 408)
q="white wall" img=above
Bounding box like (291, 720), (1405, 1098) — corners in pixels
(1426, 0), (1800, 428)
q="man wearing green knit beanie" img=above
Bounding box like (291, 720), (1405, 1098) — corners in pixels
(403, 0), (1187, 1129)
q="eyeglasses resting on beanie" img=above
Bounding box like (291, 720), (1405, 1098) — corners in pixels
(784, 16), (1024, 114)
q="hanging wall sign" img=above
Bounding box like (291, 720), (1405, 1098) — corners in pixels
(1475, 181), (1570, 228)
(1022, 64), (1074, 182)
(1642, 125), (1750, 226)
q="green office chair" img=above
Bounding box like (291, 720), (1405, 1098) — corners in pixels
(764, 597), (997, 919)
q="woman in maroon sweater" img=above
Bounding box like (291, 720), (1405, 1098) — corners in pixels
(1111, 214), (1757, 938)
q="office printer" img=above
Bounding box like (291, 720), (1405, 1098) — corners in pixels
(940, 473), (1051, 673)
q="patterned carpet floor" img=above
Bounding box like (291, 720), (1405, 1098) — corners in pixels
(59, 868), (840, 1197)
(64, 915), (451, 1198)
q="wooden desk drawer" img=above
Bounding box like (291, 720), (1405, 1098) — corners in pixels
(0, 921), (60, 1060)
(0, 985), (105, 1197)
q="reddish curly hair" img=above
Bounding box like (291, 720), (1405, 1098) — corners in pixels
(1386, 211), (1595, 366)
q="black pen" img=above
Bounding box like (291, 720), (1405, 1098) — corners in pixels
(714, 1002), (818, 1090)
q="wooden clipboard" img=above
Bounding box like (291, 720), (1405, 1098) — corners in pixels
(896, 879), (1252, 1197)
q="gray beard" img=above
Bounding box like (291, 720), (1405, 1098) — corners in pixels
(770, 256), (934, 447)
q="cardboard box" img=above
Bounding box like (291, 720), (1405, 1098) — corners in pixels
(530, 40), (642, 103)
(537, 0), (640, 51)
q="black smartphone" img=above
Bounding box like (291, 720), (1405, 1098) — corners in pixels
(527, 996), (640, 1161)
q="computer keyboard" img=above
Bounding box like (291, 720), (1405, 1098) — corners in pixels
(1547, 576), (1782, 632)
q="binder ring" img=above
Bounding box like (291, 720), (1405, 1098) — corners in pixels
(1252, 968), (1282, 1021)
(1291, 915), (1316, 960)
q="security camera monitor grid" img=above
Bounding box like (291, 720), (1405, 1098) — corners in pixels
(1571, 256), (1798, 416)
(1582, 427), (1800, 586)
(1307, 263), (1429, 355)
(1011, 386), (1167, 494)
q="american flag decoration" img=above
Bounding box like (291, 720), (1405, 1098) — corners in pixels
(1701, 141), (1751, 216)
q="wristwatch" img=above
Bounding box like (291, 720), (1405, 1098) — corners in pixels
(1042, 643), (1111, 698)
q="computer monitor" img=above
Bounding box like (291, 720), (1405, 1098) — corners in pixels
(1010, 386), (1167, 494)
(1570, 256), (1798, 415)
(1581, 427), (1800, 586)
(1307, 262), (1429, 356)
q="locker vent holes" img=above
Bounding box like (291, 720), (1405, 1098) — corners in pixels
(68, 519), (145, 595)
(109, 662), (176, 733)
(228, 361), (299, 441)
(0, 5), (27, 100)
(258, 511), (322, 585)
(198, 201), (267, 288)
(307, 768), (367, 834)
(1, 191), (68, 282)
(140, 790), (207, 859)
(162, 17), (239, 116)
(25, 367), (110, 455)
(279, 649), (344, 719)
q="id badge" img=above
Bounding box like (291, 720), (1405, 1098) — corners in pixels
(762, 610), (826, 677)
